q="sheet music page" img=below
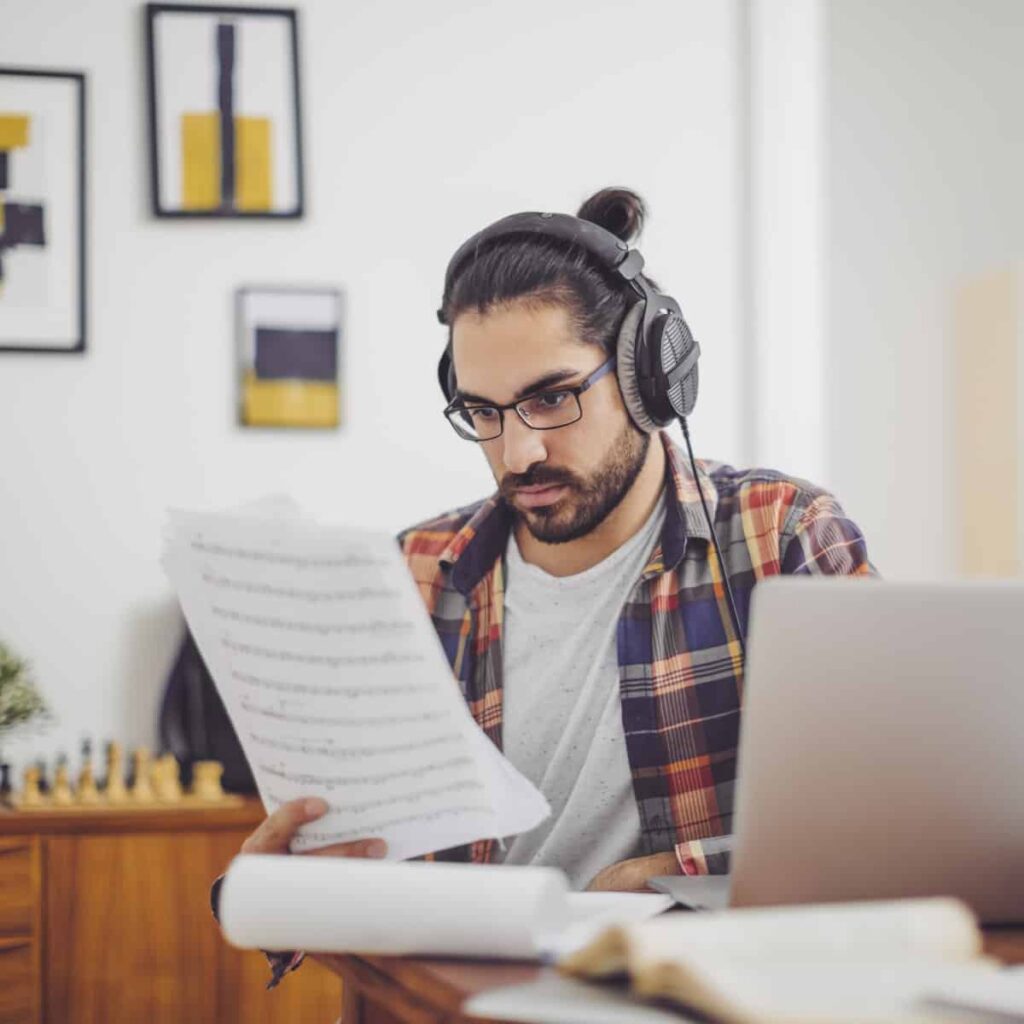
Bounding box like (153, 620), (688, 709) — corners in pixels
(162, 508), (549, 859)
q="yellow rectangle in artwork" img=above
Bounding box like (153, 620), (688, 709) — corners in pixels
(234, 116), (273, 212)
(0, 115), (30, 149)
(181, 112), (220, 210)
(243, 374), (339, 428)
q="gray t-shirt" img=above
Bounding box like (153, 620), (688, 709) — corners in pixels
(497, 498), (666, 889)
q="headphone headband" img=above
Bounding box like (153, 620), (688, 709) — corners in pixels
(437, 211), (644, 324)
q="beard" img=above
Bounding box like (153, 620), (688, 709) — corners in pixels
(500, 421), (650, 544)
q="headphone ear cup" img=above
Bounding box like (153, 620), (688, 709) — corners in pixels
(615, 302), (660, 433)
(437, 344), (455, 402)
(656, 312), (699, 419)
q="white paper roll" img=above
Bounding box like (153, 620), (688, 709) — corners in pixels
(219, 854), (569, 959)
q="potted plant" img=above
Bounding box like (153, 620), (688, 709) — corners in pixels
(0, 641), (51, 802)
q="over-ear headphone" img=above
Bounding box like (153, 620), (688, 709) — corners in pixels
(435, 211), (701, 432)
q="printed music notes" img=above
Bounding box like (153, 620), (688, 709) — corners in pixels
(162, 508), (550, 859)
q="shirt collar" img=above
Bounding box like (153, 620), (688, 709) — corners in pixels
(439, 431), (718, 596)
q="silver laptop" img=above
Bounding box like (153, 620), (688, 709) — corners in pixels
(651, 579), (1024, 924)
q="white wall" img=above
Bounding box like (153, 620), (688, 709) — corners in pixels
(749, 0), (827, 486)
(824, 0), (1024, 577)
(0, 0), (745, 780)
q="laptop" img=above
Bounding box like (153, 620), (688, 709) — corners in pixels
(650, 578), (1024, 924)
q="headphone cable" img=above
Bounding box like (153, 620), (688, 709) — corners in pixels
(679, 418), (747, 666)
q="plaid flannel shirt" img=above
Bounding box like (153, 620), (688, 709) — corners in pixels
(399, 431), (874, 874)
(229, 431), (874, 988)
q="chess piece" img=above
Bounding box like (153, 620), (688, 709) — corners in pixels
(74, 738), (99, 804)
(20, 764), (42, 807)
(153, 754), (183, 802)
(35, 758), (51, 795)
(104, 742), (128, 804)
(190, 760), (225, 802)
(0, 763), (11, 806)
(76, 762), (100, 804)
(52, 758), (74, 806)
(130, 747), (155, 802)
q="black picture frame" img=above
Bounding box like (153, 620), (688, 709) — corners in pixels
(0, 67), (86, 355)
(236, 285), (344, 430)
(144, 2), (305, 219)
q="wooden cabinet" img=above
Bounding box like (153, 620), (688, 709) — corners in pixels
(0, 801), (341, 1024)
(0, 837), (41, 1024)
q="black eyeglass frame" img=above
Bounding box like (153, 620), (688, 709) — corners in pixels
(443, 355), (618, 442)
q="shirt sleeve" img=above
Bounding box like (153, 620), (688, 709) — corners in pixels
(673, 834), (733, 876)
(779, 492), (877, 577)
(210, 874), (306, 990)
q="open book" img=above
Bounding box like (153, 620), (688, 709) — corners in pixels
(219, 854), (671, 961)
(555, 898), (1002, 1024)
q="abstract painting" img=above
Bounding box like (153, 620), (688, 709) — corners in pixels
(146, 4), (304, 218)
(237, 287), (342, 429)
(0, 68), (85, 353)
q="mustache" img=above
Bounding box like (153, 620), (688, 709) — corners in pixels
(500, 466), (578, 500)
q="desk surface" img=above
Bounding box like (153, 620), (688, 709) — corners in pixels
(319, 927), (1024, 1024)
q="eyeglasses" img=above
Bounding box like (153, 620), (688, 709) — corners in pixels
(443, 355), (617, 442)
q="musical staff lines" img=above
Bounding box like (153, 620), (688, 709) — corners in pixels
(259, 755), (474, 788)
(231, 670), (431, 699)
(223, 637), (424, 668)
(191, 539), (386, 569)
(240, 699), (451, 729)
(249, 732), (460, 759)
(202, 572), (397, 603)
(164, 508), (550, 859)
(212, 605), (413, 636)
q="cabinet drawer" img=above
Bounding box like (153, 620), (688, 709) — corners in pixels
(0, 937), (38, 1023)
(0, 839), (39, 935)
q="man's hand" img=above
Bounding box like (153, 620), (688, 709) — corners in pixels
(586, 851), (679, 892)
(240, 797), (388, 860)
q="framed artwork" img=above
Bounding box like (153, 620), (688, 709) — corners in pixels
(0, 68), (86, 354)
(145, 3), (304, 218)
(237, 286), (343, 429)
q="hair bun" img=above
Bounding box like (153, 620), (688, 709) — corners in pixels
(576, 187), (647, 244)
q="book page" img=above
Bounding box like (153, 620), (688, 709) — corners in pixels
(561, 900), (993, 1024)
(640, 959), (1001, 1024)
(162, 508), (550, 859)
(561, 898), (983, 978)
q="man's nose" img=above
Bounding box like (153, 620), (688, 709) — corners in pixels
(501, 413), (547, 475)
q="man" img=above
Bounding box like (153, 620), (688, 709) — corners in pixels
(228, 187), (873, 986)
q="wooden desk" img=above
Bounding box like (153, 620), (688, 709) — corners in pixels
(319, 928), (1024, 1024)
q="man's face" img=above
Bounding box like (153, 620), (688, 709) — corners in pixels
(450, 300), (649, 544)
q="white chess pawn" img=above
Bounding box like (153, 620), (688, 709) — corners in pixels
(154, 754), (184, 802)
(21, 765), (43, 807)
(105, 743), (128, 803)
(52, 763), (74, 806)
(130, 748), (155, 802)
(191, 761), (225, 801)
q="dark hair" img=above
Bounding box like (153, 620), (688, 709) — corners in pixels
(440, 187), (649, 353)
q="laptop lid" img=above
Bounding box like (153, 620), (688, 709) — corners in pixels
(728, 578), (1024, 924)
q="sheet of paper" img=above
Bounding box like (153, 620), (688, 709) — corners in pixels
(162, 508), (549, 859)
(220, 855), (568, 959)
(540, 893), (675, 959)
(220, 856), (671, 961)
(922, 965), (1024, 1020)
(464, 973), (689, 1024)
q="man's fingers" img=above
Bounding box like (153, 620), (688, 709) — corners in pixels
(240, 797), (329, 854)
(305, 838), (388, 859)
